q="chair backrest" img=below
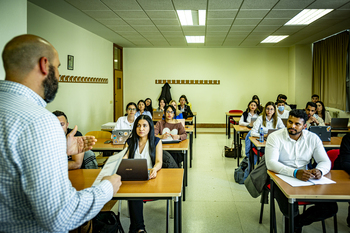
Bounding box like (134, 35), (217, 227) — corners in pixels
(326, 149), (340, 169)
(85, 131), (112, 139)
(229, 110), (243, 114)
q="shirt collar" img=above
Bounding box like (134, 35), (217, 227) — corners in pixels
(0, 80), (47, 108)
(283, 127), (305, 142)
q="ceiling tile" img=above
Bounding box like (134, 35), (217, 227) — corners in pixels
(133, 25), (159, 32)
(138, 0), (174, 10)
(307, 0), (350, 9)
(145, 10), (178, 19)
(207, 18), (234, 25)
(97, 18), (126, 26)
(101, 0), (142, 11)
(273, 26), (304, 34)
(208, 0), (242, 10)
(65, 0), (110, 11)
(83, 10), (117, 19)
(124, 19), (154, 25)
(236, 9), (270, 18)
(173, 0), (207, 10)
(108, 25), (136, 31)
(240, 0), (279, 10)
(157, 25), (182, 31)
(207, 10), (238, 19)
(230, 25), (256, 31)
(339, 2), (350, 9)
(207, 25), (231, 31)
(253, 25), (281, 32)
(152, 19), (179, 26)
(321, 9), (350, 19)
(161, 31), (184, 36)
(266, 9), (302, 18)
(114, 10), (148, 18)
(234, 18), (262, 25)
(182, 26), (205, 33)
(273, 0), (315, 9)
(259, 18), (289, 25)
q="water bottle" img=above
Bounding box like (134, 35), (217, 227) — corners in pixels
(259, 127), (264, 142)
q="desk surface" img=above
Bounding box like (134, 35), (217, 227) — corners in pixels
(69, 169), (184, 198)
(101, 125), (193, 133)
(92, 138), (189, 151)
(225, 112), (243, 117)
(268, 170), (350, 200)
(233, 125), (251, 132)
(249, 136), (343, 148)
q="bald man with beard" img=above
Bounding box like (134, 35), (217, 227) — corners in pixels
(0, 35), (121, 232)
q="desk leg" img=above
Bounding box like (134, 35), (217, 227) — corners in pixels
(228, 120), (231, 139)
(270, 179), (275, 233)
(174, 197), (179, 233)
(184, 150), (188, 187)
(194, 115), (197, 138)
(289, 199), (295, 233)
(226, 115), (228, 136)
(182, 176), (186, 201)
(233, 128), (239, 167)
(190, 132), (193, 168)
(249, 148), (254, 173)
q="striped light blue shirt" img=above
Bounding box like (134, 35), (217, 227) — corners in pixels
(0, 80), (113, 232)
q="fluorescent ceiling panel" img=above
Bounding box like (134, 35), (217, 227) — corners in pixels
(261, 36), (288, 43)
(285, 9), (333, 25)
(177, 10), (193, 25)
(177, 10), (206, 26)
(199, 10), (206, 25)
(186, 36), (205, 43)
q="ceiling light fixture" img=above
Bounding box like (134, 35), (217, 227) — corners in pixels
(186, 36), (205, 43)
(177, 10), (193, 26)
(198, 10), (206, 25)
(261, 36), (288, 43)
(285, 9), (333, 25)
(177, 10), (206, 26)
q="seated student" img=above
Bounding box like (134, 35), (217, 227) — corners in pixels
(177, 94), (192, 110)
(113, 102), (137, 131)
(312, 94), (320, 103)
(316, 101), (331, 125)
(276, 99), (290, 118)
(239, 100), (259, 127)
(144, 98), (153, 116)
(135, 100), (152, 119)
(305, 101), (325, 129)
(53, 110), (84, 170)
(154, 105), (187, 166)
(265, 109), (337, 233)
(276, 94), (292, 111)
(252, 95), (263, 114)
(178, 95), (193, 119)
(157, 97), (166, 111)
(169, 99), (184, 119)
(123, 115), (163, 233)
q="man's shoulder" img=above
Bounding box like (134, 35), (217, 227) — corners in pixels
(267, 128), (286, 141)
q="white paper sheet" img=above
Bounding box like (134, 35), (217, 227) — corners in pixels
(276, 174), (336, 187)
(92, 148), (127, 186)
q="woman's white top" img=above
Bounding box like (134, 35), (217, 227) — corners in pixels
(239, 112), (259, 126)
(134, 140), (153, 169)
(113, 116), (135, 131)
(251, 115), (285, 137)
(135, 111), (152, 119)
(277, 110), (290, 119)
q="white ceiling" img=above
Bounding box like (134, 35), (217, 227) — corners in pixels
(28, 0), (350, 48)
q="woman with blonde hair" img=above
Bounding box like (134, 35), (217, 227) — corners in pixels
(169, 100), (184, 119)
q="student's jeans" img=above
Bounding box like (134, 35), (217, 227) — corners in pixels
(128, 200), (145, 233)
(243, 131), (256, 181)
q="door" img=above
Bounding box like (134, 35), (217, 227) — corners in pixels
(114, 70), (123, 121)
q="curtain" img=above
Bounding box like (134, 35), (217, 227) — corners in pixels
(312, 31), (349, 110)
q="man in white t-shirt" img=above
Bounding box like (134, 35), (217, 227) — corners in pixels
(265, 109), (337, 232)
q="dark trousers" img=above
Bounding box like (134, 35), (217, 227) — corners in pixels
(274, 184), (338, 231)
(128, 200), (145, 233)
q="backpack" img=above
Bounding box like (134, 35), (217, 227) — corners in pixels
(234, 157), (248, 184)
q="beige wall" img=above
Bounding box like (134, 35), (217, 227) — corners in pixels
(124, 47), (293, 123)
(0, 0), (27, 80)
(27, 3), (114, 134)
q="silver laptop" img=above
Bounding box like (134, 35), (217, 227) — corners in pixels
(112, 129), (132, 145)
(331, 118), (349, 130)
(116, 159), (149, 181)
(247, 117), (257, 128)
(309, 126), (331, 142)
(153, 110), (163, 121)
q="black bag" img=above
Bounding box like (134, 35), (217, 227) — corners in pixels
(224, 146), (236, 158)
(92, 211), (124, 233)
(234, 157), (249, 184)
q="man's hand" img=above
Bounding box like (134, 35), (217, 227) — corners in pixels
(308, 116), (319, 125)
(66, 125), (97, 155)
(102, 174), (122, 194)
(310, 168), (322, 179)
(296, 169), (315, 181)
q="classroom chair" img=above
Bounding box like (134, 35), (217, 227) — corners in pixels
(228, 110), (243, 126)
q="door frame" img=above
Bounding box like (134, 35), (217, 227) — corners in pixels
(113, 44), (123, 122)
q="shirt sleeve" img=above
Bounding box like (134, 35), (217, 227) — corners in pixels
(251, 116), (262, 137)
(146, 111), (153, 119)
(18, 114), (113, 231)
(318, 117), (326, 126)
(154, 120), (161, 136)
(325, 111), (332, 124)
(265, 134), (295, 177)
(177, 123), (187, 141)
(239, 115), (249, 126)
(312, 136), (331, 175)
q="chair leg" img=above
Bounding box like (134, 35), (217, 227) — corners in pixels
(166, 200), (169, 233)
(321, 220), (326, 233)
(334, 214), (338, 233)
(259, 201), (264, 224)
(170, 199), (174, 219)
(259, 188), (268, 224)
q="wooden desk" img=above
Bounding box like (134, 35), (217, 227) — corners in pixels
(91, 138), (190, 201)
(268, 170), (350, 233)
(69, 169), (184, 233)
(225, 112), (243, 139)
(233, 125), (251, 166)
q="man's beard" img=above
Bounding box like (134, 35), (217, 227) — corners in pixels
(42, 65), (59, 103)
(287, 128), (302, 136)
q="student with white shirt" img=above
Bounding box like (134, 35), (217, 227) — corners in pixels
(123, 115), (163, 233)
(239, 100), (259, 127)
(276, 94), (292, 111)
(265, 109), (337, 233)
(250, 101), (285, 137)
(135, 100), (152, 119)
(276, 100), (290, 119)
(316, 101), (331, 125)
(305, 101), (325, 129)
(113, 102), (137, 131)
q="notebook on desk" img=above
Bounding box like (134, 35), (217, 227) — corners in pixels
(117, 159), (149, 181)
(161, 138), (181, 144)
(112, 129), (132, 144)
(309, 126), (331, 142)
(331, 118), (349, 130)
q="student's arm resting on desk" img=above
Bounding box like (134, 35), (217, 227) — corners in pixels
(239, 115), (249, 126)
(150, 141), (163, 179)
(154, 121), (169, 139)
(312, 135), (331, 176)
(68, 152), (84, 170)
(18, 115), (115, 232)
(171, 123), (187, 140)
(250, 116), (262, 137)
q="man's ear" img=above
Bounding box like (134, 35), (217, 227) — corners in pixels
(39, 57), (49, 76)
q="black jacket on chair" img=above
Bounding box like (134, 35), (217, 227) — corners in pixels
(158, 83), (172, 104)
(178, 104), (193, 119)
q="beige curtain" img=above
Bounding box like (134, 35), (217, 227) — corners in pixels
(312, 31), (349, 110)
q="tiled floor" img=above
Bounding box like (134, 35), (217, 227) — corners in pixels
(114, 132), (350, 233)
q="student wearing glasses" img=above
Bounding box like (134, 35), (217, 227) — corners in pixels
(135, 100), (152, 119)
(113, 102), (137, 131)
(123, 115), (163, 233)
